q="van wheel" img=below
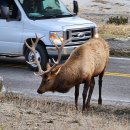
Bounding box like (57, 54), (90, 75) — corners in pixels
(25, 44), (48, 71)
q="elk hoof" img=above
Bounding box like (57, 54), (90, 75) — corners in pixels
(86, 103), (90, 111)
(98, 99), (102, 105)
(75, 106), (78, 111)
(82, 106), (86, 112)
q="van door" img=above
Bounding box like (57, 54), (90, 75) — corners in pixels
(0, 1), (23, 55)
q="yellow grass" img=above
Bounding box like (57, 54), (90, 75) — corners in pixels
(98, 24), (130, 39)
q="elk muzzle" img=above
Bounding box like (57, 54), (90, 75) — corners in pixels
(37, 85), (47, 94)
(37, 89), (43, 94)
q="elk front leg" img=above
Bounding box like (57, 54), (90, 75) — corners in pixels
(75, 84), (80, 110)
(86, 77), (95, 110)
(82, 81), (89, 112)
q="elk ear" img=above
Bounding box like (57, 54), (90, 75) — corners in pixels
(54, 67), (61, 75)
(46, 63), (51, 70)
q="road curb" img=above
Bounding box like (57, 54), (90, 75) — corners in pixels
(110, 49), (130, 57)
(106, 38), (130, 58)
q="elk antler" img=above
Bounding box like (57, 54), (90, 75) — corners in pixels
(25, 33), (72, 76)
(49, 35), (72, 72)
(25, 34), (45, 75)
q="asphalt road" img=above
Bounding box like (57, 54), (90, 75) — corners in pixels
(0, 56), (130, 105)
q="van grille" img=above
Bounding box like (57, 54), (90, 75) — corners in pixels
(65, 27), (95, 46)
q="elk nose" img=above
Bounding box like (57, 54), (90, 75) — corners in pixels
(37, 89), (43, 94)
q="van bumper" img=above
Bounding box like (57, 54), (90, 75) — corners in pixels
(46, 45), (79, 58)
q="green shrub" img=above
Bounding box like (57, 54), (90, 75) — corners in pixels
(107, 16), (128, 25)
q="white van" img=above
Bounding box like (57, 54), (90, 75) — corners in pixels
(0, 0), (96, 70)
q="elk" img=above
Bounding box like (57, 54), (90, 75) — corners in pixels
(25, 33), (109, 111)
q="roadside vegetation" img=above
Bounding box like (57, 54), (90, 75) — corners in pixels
(98, 24), (130, 39)
(97, 22), (130, 57)
(0, 92), (130, 130)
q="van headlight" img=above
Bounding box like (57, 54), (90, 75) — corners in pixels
(95, 27), (98, 34)
(49, 31), (64, 45)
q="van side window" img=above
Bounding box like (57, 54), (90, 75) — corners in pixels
(9, 1), (19, 19)
(0, 0), (8, 19)
(0, 0), (19, 19)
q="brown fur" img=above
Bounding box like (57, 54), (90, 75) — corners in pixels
(37, 37), (109, 111)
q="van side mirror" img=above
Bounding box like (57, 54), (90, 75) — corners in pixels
(73, 0), (78, 15)
(0, 6), (9, 19)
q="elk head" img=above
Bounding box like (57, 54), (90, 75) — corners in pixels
(25, 34), (71, 94)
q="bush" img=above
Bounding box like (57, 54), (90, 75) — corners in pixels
(107, 16), (128, 25)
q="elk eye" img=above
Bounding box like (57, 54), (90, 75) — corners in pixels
(47, 79), (50, 82)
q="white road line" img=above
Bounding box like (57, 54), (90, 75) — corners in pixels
(109, 57), (130, 60)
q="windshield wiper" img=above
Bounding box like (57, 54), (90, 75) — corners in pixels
(55, 14), (74, 18)
(29, 16), (37, 20)
(29, 14), (74, 20)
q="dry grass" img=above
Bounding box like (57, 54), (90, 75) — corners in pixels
(98, 24), (130, 39)
(0, 92), (130, 130)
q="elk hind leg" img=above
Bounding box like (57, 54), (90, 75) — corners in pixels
(86, 77), (95, 110)
(98, 71), (104, 105)
(82, 81), (89, 112)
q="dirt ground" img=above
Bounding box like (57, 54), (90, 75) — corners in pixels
(0, 93), (130, 130)
(62, 0), (130, 24)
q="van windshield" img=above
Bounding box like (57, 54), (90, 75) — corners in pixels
(18, 0), (73, 20)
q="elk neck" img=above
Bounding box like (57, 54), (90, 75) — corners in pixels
(52, 60), (83, 93)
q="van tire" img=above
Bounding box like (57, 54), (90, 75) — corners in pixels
(25, 44), (48, 71)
